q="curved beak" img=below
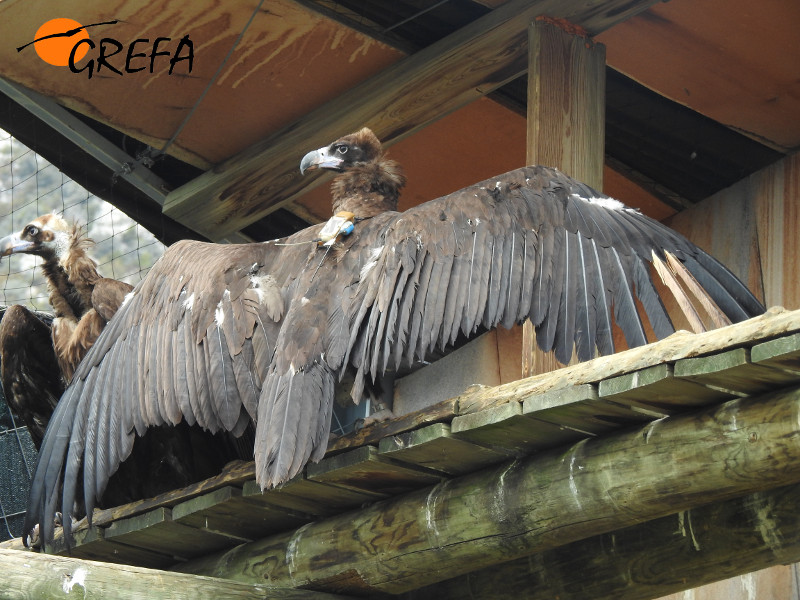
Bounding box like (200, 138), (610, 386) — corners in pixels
(300, 147), (344, 175)
(0, 233), (35, 258)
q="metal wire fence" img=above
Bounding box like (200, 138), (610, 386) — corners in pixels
(0, 128), (165, 540)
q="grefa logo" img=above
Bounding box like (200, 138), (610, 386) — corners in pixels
(17, 18), (194, 79)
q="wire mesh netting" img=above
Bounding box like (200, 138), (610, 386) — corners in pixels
(0, 128), (165, 311)
(0, 127), (165, 540)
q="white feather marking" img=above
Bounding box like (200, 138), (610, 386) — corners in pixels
(360, 245), (384, 279)
(120, 291), (135, 309)
(250, 274), (278, 304)
(300, 296), (310, 306)
(215, 300), (225, 326)
(572, 192), (626, 211)
(183, 292), (196, 311)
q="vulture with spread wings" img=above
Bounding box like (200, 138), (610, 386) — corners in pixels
(25, 128), (764, 547)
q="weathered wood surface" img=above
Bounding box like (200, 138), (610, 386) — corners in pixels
(162, 0), (660, 240)
(460, 306), (800, 415)
(522, 17), (606, 380)
(0, 548), (349, 600)
(527, 18), (606, 190)
(3, 308), (798, 559)
(175, 386), (800, 595)
(667, 152), (800, 310)
(403, 482), (800, 600)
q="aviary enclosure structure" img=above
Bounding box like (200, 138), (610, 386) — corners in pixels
(0, 0), (799, 598)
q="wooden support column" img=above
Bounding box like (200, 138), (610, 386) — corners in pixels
(521, 18), (607, 377)
(177, 386), (800, 595)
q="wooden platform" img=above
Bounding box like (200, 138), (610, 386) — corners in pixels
(4, 307), (800, 582)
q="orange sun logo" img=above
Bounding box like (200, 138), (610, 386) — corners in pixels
(32, 18), (90, 66)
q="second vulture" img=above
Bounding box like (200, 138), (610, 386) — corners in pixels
(25, 127), (765, 546)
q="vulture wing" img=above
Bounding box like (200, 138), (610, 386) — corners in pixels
(0, 306), (63, 448)
(344, 165), (764, 386)
(24, 237), (295, 546)
(24, 164), (764, 548)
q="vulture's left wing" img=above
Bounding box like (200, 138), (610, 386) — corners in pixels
(345, 165), (764, 389)
(24, 238), (292, 546)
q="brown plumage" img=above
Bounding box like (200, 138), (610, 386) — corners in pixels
(0, 214), (132, 446)
(25, 128), (765, 548)
(0, 215), (244, 523)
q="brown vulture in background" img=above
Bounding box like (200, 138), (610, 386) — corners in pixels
(0, 214), (133, 447)
(0, 215), (244, 536)
(25, 128), (765, 547)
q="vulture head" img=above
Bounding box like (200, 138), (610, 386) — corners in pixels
(0, 214), (81, 263)
(300, 127), (407, 217)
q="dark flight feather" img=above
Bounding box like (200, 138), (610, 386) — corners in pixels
(24, 129), (765, 548)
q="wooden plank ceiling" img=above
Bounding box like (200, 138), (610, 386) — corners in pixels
(0, 0), (797, 242)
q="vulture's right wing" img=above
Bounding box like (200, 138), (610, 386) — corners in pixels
(345, 165), (764, 388)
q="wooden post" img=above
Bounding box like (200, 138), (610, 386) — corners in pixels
(402, 482), (800, 600)
(0, 548), (349, 600)
(177, 386), (800, 595)
(522, 18), (606, 377)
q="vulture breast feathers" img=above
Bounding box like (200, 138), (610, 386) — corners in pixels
(25, 128), (764, 547)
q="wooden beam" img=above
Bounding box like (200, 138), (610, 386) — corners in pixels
(526, 18), (606, 187)
(522, 18), (607, 378)
(402, 482), (800, 600)
(162, 0), (661, 241)
(176, 386), (800, 595)
(0, 77), (170, 207)
(0, 548), (349, 600)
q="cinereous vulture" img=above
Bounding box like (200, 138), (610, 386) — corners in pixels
(24, 128), (764, 547)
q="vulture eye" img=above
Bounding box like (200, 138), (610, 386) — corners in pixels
(335, 145), (348, 155)
(26, 225), (39, 236)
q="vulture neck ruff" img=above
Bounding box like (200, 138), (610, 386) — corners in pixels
(330, 158), (405, 218)
(37, 225), (99, 320)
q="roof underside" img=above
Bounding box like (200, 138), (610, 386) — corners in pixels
(0, 0), (796, 244)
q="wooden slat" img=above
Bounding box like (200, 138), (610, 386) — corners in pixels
(751, 332), (800, 373)
(172, 486), (309, 542)
(14, 311), (799, 563)
(522, 384), (657, 434)
(162, 0), (661, 240)
(598, 363), (731, 413)
(378, 423), (510, 476)
(307, 445), (443, 497)
(242, 475), (380, 517)
(51, 524), (176, 570)
(451, 401), (586, 453)
(674, 347), (800, 395)
(102, 507), (225, 562)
